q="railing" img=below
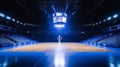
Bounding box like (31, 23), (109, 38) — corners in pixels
(0, 24), (17, 32)
(102, 24), (120, 32)
(0, 41), (38, 47)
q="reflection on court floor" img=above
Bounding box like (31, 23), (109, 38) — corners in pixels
(1, 42), (113, 52)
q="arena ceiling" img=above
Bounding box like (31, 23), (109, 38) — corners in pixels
(0, 0), (120, 31)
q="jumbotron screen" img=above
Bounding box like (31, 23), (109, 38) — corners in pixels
(53, 13), (67, 23)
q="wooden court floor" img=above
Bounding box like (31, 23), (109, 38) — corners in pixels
(1, 42), (113, 52)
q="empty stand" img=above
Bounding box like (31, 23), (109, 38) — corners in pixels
(82, 33), (120, 47)
(98, 34), (120, 47)
(7, 34), (33, 43)
(0, 36), (14, 47)
(0, 34), (37, 48)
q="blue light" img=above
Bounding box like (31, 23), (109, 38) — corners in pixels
(93, 24), (95, 26)
(53, 17), (57, 23)
(117, 63), (120, 67)
(107, 16), (112, 21)
(23, 23), (26, 26)
(99, 21), (102, 23)
(103, 19), (106, 22)
(56, 13), (63, 16)
(81, 31), (85, 34)
(96, 23), (98, 25)
(54, 24), (65, 28)
(113, 14), (118, 18)
(0, 13), (5, 17)
(54, 46), (65, 67)
(54, 52), (65, 67)
(20, 22), (23, 24)
(57, 17), (62, 22)
(109, 56), (114, 67)
(12, 18), (15, 22)
(53, 14), (55, 17)
(6, 16), (11, 20)
(53, 12), (67, 23)
(62, 17), (67, 23)
(17, 21), (19, 23)
(110, 63), (115, 67)
(3, 62), (7, 67)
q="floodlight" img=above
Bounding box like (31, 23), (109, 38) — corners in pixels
(107, 17), (112, 20)
(12, 18), (15, 22)
(54, 24), (65, 28)
(99, 21), (102, 23)
(20, 22), (23, 24)
(103, 19), (106, 22)
(6, 16), (11, 20)
(56, 13), (62, 16)
(0, 13), (5, 17)
(113, 14), (118, 18)
(17, 21), (19, 23)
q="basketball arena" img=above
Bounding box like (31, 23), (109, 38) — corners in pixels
(0, 0), (120, 67)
